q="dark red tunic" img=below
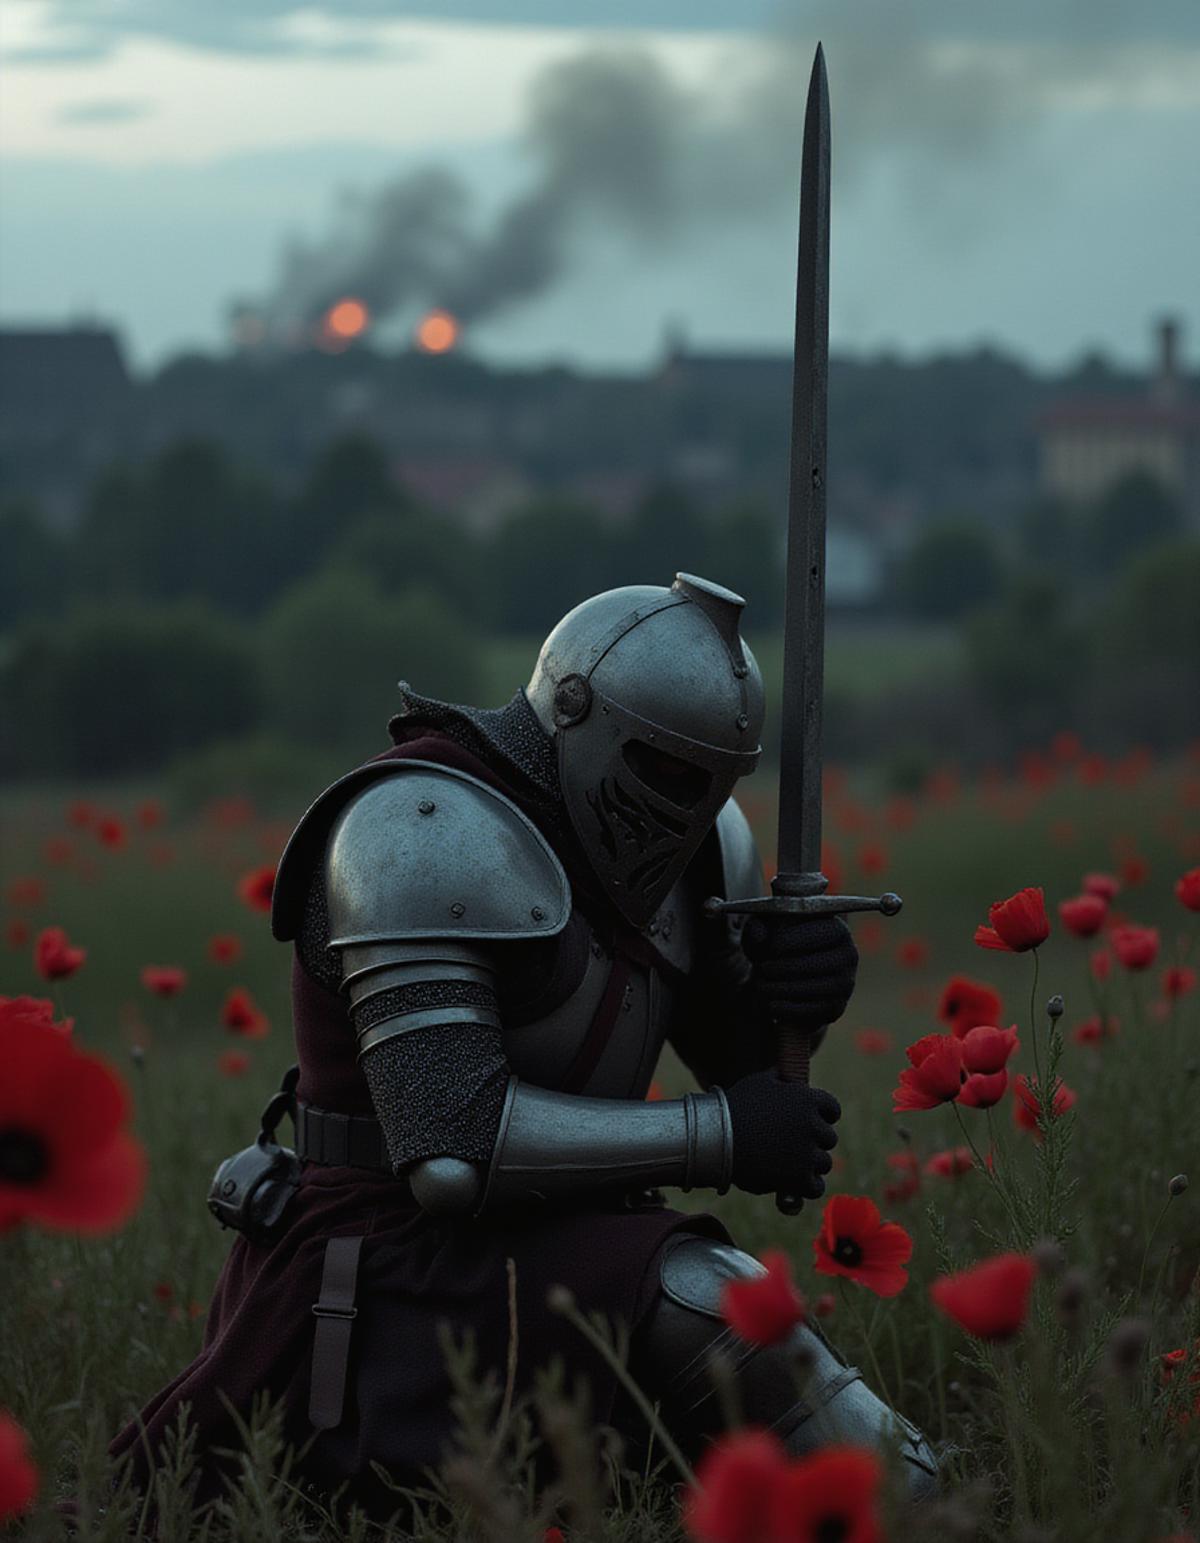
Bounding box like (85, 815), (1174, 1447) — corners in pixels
(111, 729), (727, 1518)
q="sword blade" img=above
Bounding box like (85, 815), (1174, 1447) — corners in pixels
(777, 43), (830, 879)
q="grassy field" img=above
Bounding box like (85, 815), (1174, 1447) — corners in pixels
(2, 744), (1198, 1540)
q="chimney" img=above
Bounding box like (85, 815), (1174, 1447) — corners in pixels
(1153, 315), (1180, 403)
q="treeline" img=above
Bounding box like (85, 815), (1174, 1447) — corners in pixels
(0, 437), (785, 781)
(1, 435), (1196, 785)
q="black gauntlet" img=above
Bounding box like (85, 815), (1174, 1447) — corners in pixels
(742, 914), (858, 1033)
(723, 1069), (841, 1198)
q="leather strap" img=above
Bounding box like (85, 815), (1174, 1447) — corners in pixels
(296, 1102), (389, 1171)
(559, 953), (632, 1095)
(309, 1236), (364, 1430)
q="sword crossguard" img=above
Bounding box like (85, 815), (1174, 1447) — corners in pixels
(704, 872), (903, 1216)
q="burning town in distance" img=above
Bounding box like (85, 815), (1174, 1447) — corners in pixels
(1, 3), (1199, 1540)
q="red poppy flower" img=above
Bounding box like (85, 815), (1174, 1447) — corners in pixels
(66, 799), (97, 829)
(152, 1280), (174, 1303)
(1174, 868), (1200, 912)
(136, 799), (165, 830)
(885, 795), (916, 831)
(33, 926), (86, 981)
(545, 1529), (566, 1543)
(6, 877), (46, 908)
(960, 1024), (1020, 1074)
(683, 1428), (790, 1543)
(974, 887), (1050, 952)
(820, 842), (843, 896)
(892, 1033), (965, 1112)
(0, 1010), (146, 1235)
(813, 1292), (836, 1318)
(1072, 1015), (1118, 1047)
(1119, 853), (1149, 887)
(1051, 731), (1082, 764)
(0, 995), (73, 1038)
(924, 1147), (973, 1179)
(140, 966), (187, 999)
(1012, 1073), (1076, 1139)
(207, 933), (244, 965)
(43, 837), (73, 866)
(938, 974), (1003, 1038)
(767, 1446), (884, 1543)
(896, 936), (929, 969)
(930, 1253), (1036, 1341)
(1163, 966), (1197, 1000)
(96, 815), (126, 849)
(813, 1194), (912, 1298)
(645, 1080), (664, 1101)
(1083, 872), (1120, 902)
(883, 1150), (920, 1203)
(5, 919), (30, 950)
(720, 1250), (806, 1346)
(217, 1049), (251, 1078)
(857, 842), (887, 876)
(856, 916), (884, 956)
(853, 1028), (892, 1057)
(1058, 894), (1108, 938)
(1110, 925), (1160, 971)
(1090, 948), (1112, 982)
(221, 987), (269, 1040)
(957, 1070), (1008, 1108)
(0, 1410), (38, 1522)
(237, 865), (276, 914)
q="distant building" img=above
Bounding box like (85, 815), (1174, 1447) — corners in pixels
(1037, 318), (1200, 521)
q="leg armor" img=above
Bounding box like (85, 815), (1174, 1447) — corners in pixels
(629, 1235), (939, 1499)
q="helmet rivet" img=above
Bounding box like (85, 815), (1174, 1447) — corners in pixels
(450, 902), (466, 918)
(553, 673), (592, 727)
(531, 906), (546, 922)
(733, 663), (748, 679)
(418, 800), (435, 815)
(736, 713), (749, 731)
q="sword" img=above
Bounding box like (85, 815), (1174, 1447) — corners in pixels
(704, 44), (901, 1216)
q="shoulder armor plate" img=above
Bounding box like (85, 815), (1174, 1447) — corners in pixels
(321, 760), (570, 946)
(714, 797), (763, 902)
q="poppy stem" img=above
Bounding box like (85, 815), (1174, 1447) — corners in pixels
(1028, 949), (1043, 1089)
(839, 1280), (894, 1414)
(953, 1105), (1020, 1234)
(1135, 1192), (1175, 1306)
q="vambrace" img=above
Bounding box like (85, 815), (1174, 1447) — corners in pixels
(480, 1080), (733, 1210)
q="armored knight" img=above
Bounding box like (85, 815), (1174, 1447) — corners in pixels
(112, 574), (937, 1511)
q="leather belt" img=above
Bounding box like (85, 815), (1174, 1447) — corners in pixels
(295, 1100), (390, 1172)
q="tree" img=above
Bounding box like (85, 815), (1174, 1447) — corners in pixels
(0, 603), (260, 777)
(484, 498), (618, 634)
(259, 570), (482, 750)
(1085, 470), (1182, 577)
(0, 502), (64, 630)
(290, 436), (406, 567)
(900, 521), (1004, 621)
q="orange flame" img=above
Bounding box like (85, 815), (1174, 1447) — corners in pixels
(416, 309), (459, 354)
(324, 297), (370, 342)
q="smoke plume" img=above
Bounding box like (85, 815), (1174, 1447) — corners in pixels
(243, 1), (1142, 342)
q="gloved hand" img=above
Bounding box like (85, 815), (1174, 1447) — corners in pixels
(741, 914), (858, 1033)
(723, 1068), (841, 1198)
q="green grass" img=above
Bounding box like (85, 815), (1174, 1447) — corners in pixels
(2, 755), (1198, 1539)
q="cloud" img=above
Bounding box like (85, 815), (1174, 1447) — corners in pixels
(55, 97), (154, 125)
(11, 0), (1200, 65)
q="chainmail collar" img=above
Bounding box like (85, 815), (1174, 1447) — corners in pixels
(387, 684), (560, 803)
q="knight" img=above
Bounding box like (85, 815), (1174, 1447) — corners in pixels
(112, 573), (938, 1514)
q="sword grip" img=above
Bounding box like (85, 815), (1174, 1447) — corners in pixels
(775, 1022), (812, 1215)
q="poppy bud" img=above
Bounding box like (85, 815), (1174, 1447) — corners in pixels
(546, 1285), (576, 1315)
(1056, 1267), (1088, 1326)
(1046, 994), (1064, 1020)
(1031, 1238), (1065, 1278)
(1105, 1318), (1149, 1379)
(1169, 1173), (1189, 1197)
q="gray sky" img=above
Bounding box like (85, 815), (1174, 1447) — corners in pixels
(2, 0), (1198, 373)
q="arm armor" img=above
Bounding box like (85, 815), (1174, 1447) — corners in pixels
(324, 764), (733, 1216)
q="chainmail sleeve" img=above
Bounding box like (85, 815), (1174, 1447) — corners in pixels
(343, 941), (511, 1174)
